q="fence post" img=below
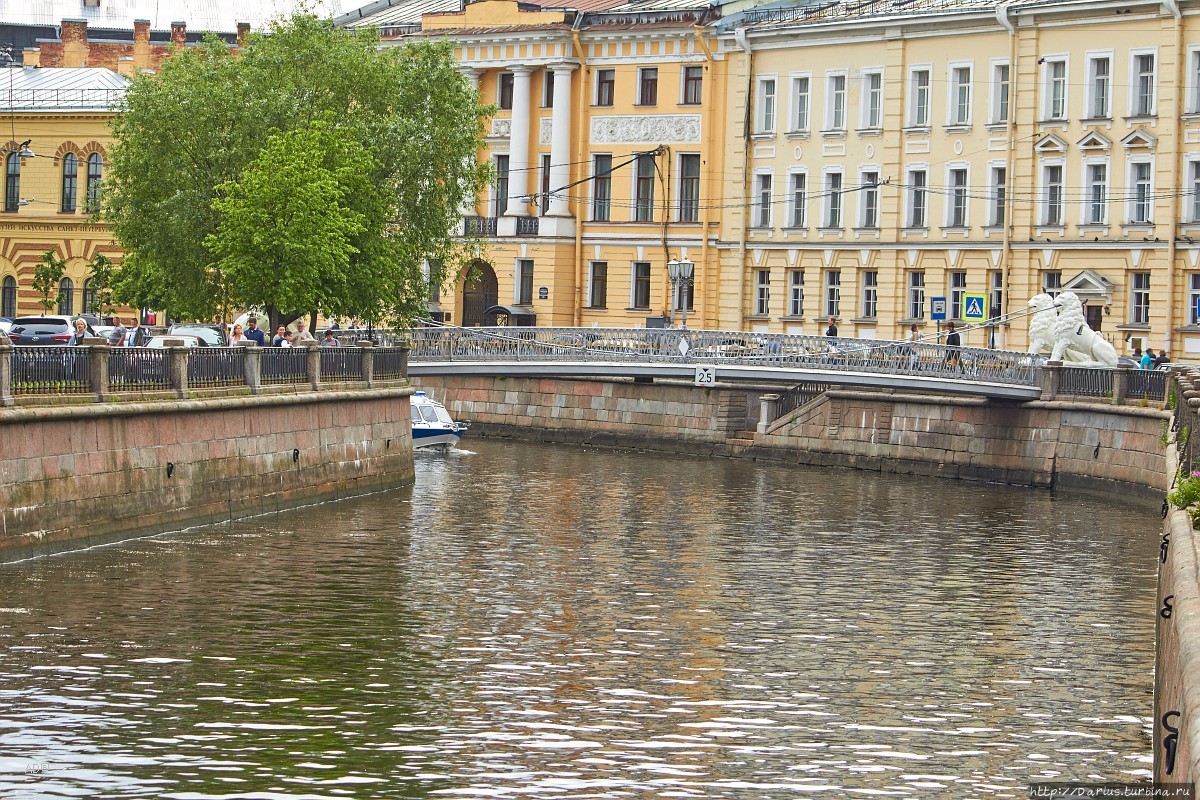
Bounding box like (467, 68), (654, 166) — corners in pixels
(357, 341), (375, 388)
(168, 346), (189, 399)
(758, 393), (781, 434)
(399, 344), (409, 379)
(306, 342), (320, 391)
(242, 343), (262, 395)
(0, 341), (11, 406)
(1113, 364), (1130, 405)
(87, 342), (110, 401)
(1040, 360), (1062, 401)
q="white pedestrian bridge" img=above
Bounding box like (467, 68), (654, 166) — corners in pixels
(404, 326), (1046, 401)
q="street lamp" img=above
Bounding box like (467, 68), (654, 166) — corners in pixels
(667, 258), (695, 329)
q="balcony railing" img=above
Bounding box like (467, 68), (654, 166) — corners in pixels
(463, 216), (498, 236)
(515, 216), (540, 237)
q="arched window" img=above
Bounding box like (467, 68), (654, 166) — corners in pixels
(61, 153), (77, 213)
(85, 153), (102, 212)
(5, 153), (20, 212)
(57, 277), (74, 316)
(82, 278), (96, 313)
(1, 276), (16, 318)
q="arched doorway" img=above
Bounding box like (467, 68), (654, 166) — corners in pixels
(460, 261), (498, 327)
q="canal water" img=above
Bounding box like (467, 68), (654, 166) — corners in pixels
(0, 439), (1157, 799)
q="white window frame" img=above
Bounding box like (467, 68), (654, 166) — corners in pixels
(756, 74), (778, 134)
(1085, 51), (1113, 120)
(788, 269), (804, 317)
(1127, 157), (1155, 225)
(754, 269), (771, 316)
(823, 168), (844, 229)
(1188, 46), (1200, 115)
(789, 72), (812, 133)
(945, 163), (970, 228)
(594, 68), (615, 106)
(1129, 48), (1158, 117)
(753, 169), (774, 229)
(636, 66), (658, 106)
(514, 258), (534, 305)
(825, 70), (848, 132)
(859, 167), (881, 229)
(1189, 156), (1200, 222)
(1042, 55), (1069, 121)
(824, 269), (841, 318)
(949, 270), (967, 319)
(907, 270), (926, 320)
(989, 59), (1010, 125)
(907, 164), (929, 228)
(860, 68), (884, 130)
(787, 168), (808, 229)
(988, 161), (1007, 227)
(1189, 272), (1200, 325)
(1040, 159), (1066, 227)
(1042, 270), (1062, 298)
(860, 269), (878, 319)
(586, 261), (608, 309)
(908, 65), (932, 128)
(947, 61), (973, 126)
(676, 151), (701, 223)
(1130, 271), (1151, 325)
(1082, 158), (1109, 226)
(629, 261), (652, 309)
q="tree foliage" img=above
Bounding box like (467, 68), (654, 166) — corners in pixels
(103, 15), (490, 329)
(32, 250), (66, 313)
(86, 253), (117, 315)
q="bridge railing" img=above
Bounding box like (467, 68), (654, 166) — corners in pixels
(404, 326), (1045, 386)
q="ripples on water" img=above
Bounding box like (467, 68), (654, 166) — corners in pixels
(0, 439), (1158, 799)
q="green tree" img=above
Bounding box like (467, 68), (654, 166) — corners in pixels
(86, 253), (117, 315)
(32, 250), (66, 313)
(102, 14), (490, 332)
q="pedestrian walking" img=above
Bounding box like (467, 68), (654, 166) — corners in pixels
(944, 321), (963, 371)
(67, 318), (90, 346)
(272, 326), (290, 348)
(108, 317), (128, 347)
(905, 323), (920, 370)
(292, 320), (316, 344)
(228, 324), (248, 346)
(321, 330), (339, 348)
(1153, 351), (1172, 369)
(244, 317), (266, 346)
(825, 317), (838, 337)
(1141, 348), (1155, 370)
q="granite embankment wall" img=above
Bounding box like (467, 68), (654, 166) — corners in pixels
(0, 388), (415, 562)
(414, 375), (1169, 495)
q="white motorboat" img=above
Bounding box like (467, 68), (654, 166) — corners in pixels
(410, 391), (468, 449)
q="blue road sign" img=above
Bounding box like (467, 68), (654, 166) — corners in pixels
(962, 293), (987, 323)
(930, 297), (947, 321)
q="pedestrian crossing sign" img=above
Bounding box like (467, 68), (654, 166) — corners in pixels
(962, 293), (987, 322)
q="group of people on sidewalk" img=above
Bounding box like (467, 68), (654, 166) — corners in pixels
(225, 318), (336, 348)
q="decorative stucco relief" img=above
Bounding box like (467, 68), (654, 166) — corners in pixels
(539, 118), (553, 145)
(590, 114), (702, 144)
(491, 118), (511, 138)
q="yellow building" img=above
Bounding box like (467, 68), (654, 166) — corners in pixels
(348, 0), (731, 329)
(0, 65), (127, 319)
(718, 0), (1200, 356)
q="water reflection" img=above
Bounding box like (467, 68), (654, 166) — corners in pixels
(0, 440), (1156, 798)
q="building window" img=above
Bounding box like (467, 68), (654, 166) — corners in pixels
(1043, 270), (1062, 297)
(682, 66), (703, 105)
(517, 259), (534, 305)
(755, 270), (770, 315)
(1131, 161), (1152, 224)
(634, 153), (655, 222)
(1087, 162), (1108, 224)
(907, 271), (926, 320)
(861, 269), (878, 319)
(592, 154), (611, 222)
(61, 153), (77, 213)
(949, 270), (967, 319)
(989, 270), (1003, 319)
(1130, 271), (1150, 324)
(493, 154), (510, 217)
(754, 173), (772, 228)
(57, 277), (74, 316)
(789, 172), (807, 228)
(85, 153), (102, 213)
(990, 166), (1006, 226)
(757, 77), (776, 132)
(1046, 59), (1067, 120)
(911, 69), (930, 126)
(678, 154), (700, 223)
(632, 262), (651, 309)
(788, 270), (804, 317)
(1189, 273), (1200, 325)
(638, 67), (658, 106)
(827, 74), (846, 130)
(543, 69), (554, 108)
(949, 168), (968, 227)
(498, 72), (514, 110)
(1043, 164), (1064, 226)
(0, 275), (14, 318)
(861, 171), (879, 228)
(1192, 161), (1200, 222)
(791, 75), (810, 131)
(825, 171), (843, 228)
(992, 63), (1010, 124)
(824, 270), (841, 317)
(863, 72), (882, 129)
(909, 169), (927, 228)
(1134, 53), (1156, 116)
(596, 69), (615, 106)
(588, 262), (608, 308)
(539, 154), (551, 216)
(1089, 56), (1111, 118)
(82, 278), (97, 313)
(5, 153), (19, 212)
(951, 65), (972, 125)
(674, 276), (694, 312)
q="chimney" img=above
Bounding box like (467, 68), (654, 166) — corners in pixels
(133, 19), (150, 68)
(170, 21), (186, 47)
(22, 48), (40, 68)
(117, 56), (135, 77)
(60, 19), (89, 67)
(236, 22), (250, 48)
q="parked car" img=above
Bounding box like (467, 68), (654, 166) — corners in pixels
(168, 323), (227, 347)
(7, 316), (94, 345)
(0, 317), (11, 333)
(145, 335), (204, 348)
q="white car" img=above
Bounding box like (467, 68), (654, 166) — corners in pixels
(144, 335), (204, 348)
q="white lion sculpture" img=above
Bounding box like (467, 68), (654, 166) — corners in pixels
(1026, 291), (1118, 367)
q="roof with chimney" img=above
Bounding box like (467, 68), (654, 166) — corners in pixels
(0, 66), (128, 111)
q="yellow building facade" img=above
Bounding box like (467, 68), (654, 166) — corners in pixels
(718, 0), (1200, 356)
(0, 66), (127, 320)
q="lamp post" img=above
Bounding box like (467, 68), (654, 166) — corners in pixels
(667, 258), (695, 329)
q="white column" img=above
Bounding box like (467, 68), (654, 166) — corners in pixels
(457, 67), (483, 222)
(506, 65), (533, 217)
(547, 63), (577, 218)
